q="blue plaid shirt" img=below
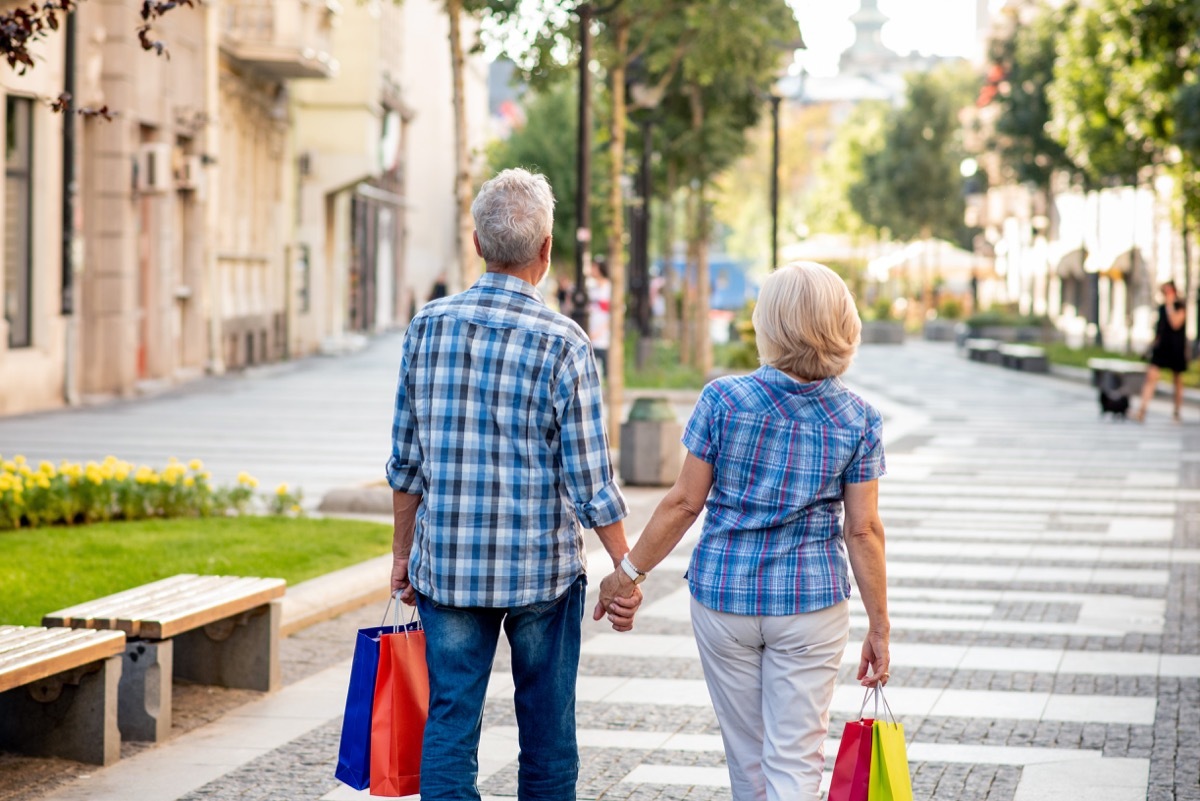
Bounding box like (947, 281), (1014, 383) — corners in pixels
(682, 366), (886, 616)
(386, 272), (627, 608)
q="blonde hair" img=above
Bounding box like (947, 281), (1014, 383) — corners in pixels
(752, 261), (861, 379)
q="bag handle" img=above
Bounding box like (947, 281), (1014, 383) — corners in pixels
(857, 684), (899, 727)
(381, 590), (423, 636)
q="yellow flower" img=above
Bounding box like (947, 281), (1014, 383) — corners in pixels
(115, 466), (131, 481)
(290, 504), (301, 513)
(276, 483), (289, 496)
(13, 455), (27, 466)
(103, 455), (118, 466)
(188, 459), (204, 471)
(2, 461), (15, 473)
(36, 476), (51, 489)
(17, 465), (34, 478)
(183, 476), (195, 487)
(0, 475), (11, 491)
(38, 461), (55, 476)
(201, 471), (213, 482)
(237, 472), (259, 489)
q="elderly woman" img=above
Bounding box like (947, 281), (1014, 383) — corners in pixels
(597, 261), (891, 801)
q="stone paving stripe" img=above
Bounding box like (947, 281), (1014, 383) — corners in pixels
(639, 586), (1163, 638)
(886, 540), (1200, 564)
(485, 674), (1157, 725)
(1012, 758), (1150, 801)
(879, 496), (1176, 516)
(887, 526), (1173, 543)
(583, 635), (1199, 677)
(652, 555), (1168, 586)
(36, 659), (356, 801)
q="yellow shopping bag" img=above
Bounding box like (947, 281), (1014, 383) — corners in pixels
(867, 688), (913, 801)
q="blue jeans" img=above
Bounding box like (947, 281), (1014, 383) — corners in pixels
(415, 575), (586, 801)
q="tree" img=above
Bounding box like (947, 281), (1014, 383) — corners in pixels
(1, 0), (188, 117)
(806, 100), (890, 238)
(485, 77), (610, 274)
(851, 65), (978, 245)
(986, 2), (1077, 189)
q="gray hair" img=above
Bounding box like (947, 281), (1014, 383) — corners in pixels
(471, 168), (555, 267)
(753, 261), (861, 379)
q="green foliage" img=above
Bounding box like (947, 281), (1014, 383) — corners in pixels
(937, 297), (964, 321)
(867, 297), (897, 322)
(1047, 0), (1150, 183)
(850, 65), (979, 245)
(806, 102), (890, 237)
(486, 78), (609, 271)
(986, 2), (1077, 186)
(0, 517), (391, 626)
(965, 308), (1050, 328)
(625, 337), (707, 388)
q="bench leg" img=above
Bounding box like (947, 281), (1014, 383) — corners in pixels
(0, 655), (122, 765)
(173, 600), (281, 692)
(118, 639), (173, 742)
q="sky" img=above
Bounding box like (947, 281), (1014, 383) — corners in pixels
(788, 0), (1008, 76)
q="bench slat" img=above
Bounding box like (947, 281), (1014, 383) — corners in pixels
(0, 626), (125, 694)
(43, 574), (215, 633)
(42, 575), (286, 640)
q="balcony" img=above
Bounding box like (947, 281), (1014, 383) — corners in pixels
(221, 0), (340, 80)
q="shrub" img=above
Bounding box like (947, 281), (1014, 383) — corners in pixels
(0, 456), (302, 532)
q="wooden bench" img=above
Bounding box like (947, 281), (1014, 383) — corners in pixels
(0, 626), (126, 765)
(965, 338), (1002, 364)
(44, 574), (286, 743)
(1087, 358), (1147, 398)
(999, 344), (1049, 373)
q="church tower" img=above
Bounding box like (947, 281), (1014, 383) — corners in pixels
(839, 0), (896, 76)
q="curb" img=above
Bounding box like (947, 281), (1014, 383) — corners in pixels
(280, 553), (392, 637)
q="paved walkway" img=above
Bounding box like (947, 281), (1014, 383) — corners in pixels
(10, 340), (1200, 801)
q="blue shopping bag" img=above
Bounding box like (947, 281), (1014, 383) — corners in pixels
(334, 596), (421, 790)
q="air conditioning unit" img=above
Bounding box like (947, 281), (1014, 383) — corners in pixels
(137, 143), (173, 194)
(175, 154), (203, 191)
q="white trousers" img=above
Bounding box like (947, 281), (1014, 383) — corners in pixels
(690, 596), (850, 801)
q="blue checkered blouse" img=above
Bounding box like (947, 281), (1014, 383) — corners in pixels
(386, 272), (627, 608)
(682, 366), (886, 616)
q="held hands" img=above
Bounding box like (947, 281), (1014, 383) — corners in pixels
(592, 570), (642, 632)
(390, 555), (416, 606)
(857, 628), (891, 687)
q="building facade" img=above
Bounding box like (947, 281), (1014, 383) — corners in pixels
(0, 0), (490, 416)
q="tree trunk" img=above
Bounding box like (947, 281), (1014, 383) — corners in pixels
(605, 13), (630, 452)
(682, 182), (700, 368)
(695, 183), (712, 378)
(447, 0), (477, 290)
(661, 162), (678, 344)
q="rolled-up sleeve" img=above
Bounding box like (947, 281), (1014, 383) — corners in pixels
(385, 327), (424, 494)
(845, 405), (886, 484)
(555, 342), (628, 528)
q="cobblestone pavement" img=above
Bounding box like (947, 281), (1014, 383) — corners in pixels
(17, 340), (1200, 801)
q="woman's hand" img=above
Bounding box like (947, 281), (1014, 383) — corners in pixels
(592, 570), (642, 632)
(858, 628), (890, 686)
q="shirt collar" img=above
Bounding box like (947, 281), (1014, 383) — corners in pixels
(474, 271), (546, 304)
(754, 365), (838, 395)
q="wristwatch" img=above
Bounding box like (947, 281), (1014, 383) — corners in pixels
(619, 554), (646, 585)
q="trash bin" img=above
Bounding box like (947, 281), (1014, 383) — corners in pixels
(619, 397), (684, 486)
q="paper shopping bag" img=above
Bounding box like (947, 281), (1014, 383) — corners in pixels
(828, 717), (874, 801)
(333, 622), (390, 790)
(369, 625), (429, 797)
(869, 719), (913, 801)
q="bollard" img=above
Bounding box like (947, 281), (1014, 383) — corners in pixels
(620, 397), (684, 486)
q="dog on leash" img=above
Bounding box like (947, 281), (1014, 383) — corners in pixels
(1097, 372), (1130, 419)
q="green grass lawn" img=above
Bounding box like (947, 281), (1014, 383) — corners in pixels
(0, 516), (392, 626)
(1041, 341), (1200, 387)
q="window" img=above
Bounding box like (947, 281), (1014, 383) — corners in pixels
(4, 96), (32, 348)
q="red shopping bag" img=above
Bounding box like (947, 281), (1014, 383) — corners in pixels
(369, 617), (429, 797)
(828, 717), (874, 801)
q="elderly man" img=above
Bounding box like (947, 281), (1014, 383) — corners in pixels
(386, 168), (639, 801)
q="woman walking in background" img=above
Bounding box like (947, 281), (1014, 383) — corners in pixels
(1135, 280), (1188, 422)
(597, 261), (891, 801)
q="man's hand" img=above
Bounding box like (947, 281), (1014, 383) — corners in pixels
(592, 570), (642, 632)
(391, 555), (416, 606)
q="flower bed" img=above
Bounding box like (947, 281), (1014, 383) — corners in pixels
(0, 455), (303, 531)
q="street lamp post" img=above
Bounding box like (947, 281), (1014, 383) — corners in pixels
(571, 2), (595, 334)
(769, 93), (781, 272)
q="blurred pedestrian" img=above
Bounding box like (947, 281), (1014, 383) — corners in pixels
(598, 261), (892, 801)
(1135, 280), (1187, 423)
(587, 257), (612, 378)
(428, 273), (448, 302)
(386, 168), (640, 801)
